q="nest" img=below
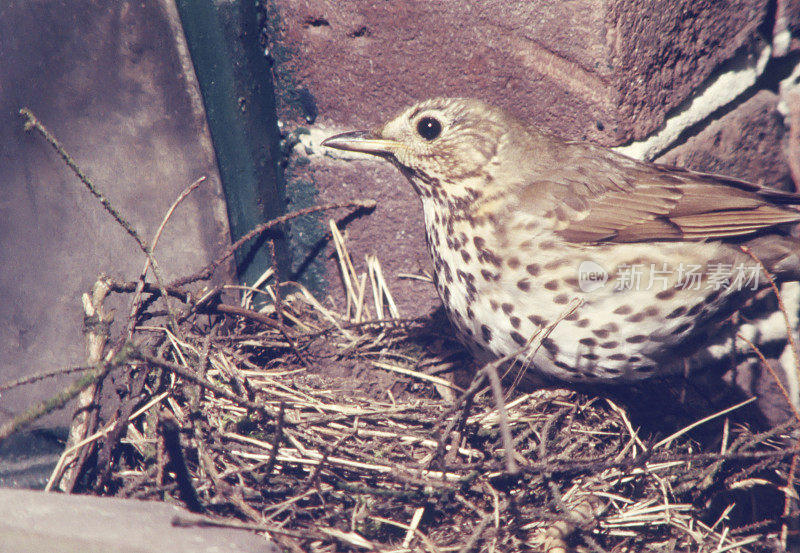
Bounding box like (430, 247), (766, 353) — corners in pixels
(4, 109), (799, 552)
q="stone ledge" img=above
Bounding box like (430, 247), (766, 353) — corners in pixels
(0, 488), (279, 553)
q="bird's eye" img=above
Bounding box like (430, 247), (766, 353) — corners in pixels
(416, 117), (442, 140)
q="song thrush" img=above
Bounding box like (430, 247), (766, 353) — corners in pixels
(322, 98), (800, 382)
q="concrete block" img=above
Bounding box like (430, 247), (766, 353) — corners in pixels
(0, 488), (279, 553)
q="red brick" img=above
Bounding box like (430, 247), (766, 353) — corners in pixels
(269, 0), (769, 144)
(773, 0), (800, 56)
(288, 154), (438, 317)
(782, 83), (800, 189)
(657, 90), (794, 190)
(608, 0), (770, 140)
(268, 0), (773, 313)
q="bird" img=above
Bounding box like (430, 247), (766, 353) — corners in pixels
(322, 98), (800, 382)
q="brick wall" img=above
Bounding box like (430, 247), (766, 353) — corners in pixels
(261, 0), (800, 317)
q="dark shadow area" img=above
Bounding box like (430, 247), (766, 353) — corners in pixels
(288, 203), (377, 283)
(175, 0), (288, 284)
(0, 428), (68, 489)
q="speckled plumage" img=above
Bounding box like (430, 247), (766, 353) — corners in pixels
(323, 98), (800, 382)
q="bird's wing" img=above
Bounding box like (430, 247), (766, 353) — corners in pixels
(549, 147), (800, 244)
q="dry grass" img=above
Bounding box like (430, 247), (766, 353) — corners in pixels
(5, 108), (799, 552)
(29, 224), (797, 553)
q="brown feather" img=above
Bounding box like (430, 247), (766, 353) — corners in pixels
(556, 155), (800, 243)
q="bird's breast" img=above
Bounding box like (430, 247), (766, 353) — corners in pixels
(418, 200), (761, 381)
(420, 200), (570, 351)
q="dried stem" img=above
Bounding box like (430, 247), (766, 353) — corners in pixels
(0, 345), (133, 443)
(171, 199), (376, 287)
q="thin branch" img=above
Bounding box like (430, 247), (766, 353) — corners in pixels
(740, 244), (800, 388)
(136, 353), (270, 414)
(0, 345), (133, 442)
(126, 176), (207, 337)
(738, 333), (800, 423)
(171, 199), (376, 287)
(485, 362), (518, 474)
(0, 365), (92, 393)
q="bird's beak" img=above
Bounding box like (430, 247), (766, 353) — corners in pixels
(321, 130), (398, 156)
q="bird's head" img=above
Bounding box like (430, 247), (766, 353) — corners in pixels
(322, 98), (521, 201)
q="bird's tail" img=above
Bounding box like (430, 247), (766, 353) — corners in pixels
(743, 234), (800, 282)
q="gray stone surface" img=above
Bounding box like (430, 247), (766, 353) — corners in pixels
(0, 488), (279, 553)
(0, 430), (65, 489)
(0, 1), (233, 426)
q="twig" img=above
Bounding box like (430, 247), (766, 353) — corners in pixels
(171, 514), (328, 540)
(190, 331), (215, 412)
(47, 387), (169, 493)
(262, 402), (286, 478)
(126, 176), (207, 337)
(428, 387), (477, 471)
(260, 263), (312, 368)
(201, 447), (263, 522)
(137, 353), (269, 414)
(781, 452), (798, 549)
(403, 507), (426, 548)
(485, 361), (519, 474)
(436, 300), (579, 474)
(509, 298), (583, 392)
(301, 432), (354, 494)
(456, 510), (494, 553)
(740, 244), (800, 389)
(737, 333), (800, 423)
(0, 345), (133, 443)
(211, 302), (282, 329)
(172, 199), (376, 287)
(369, 515), (442, 553)
(653, 398), (757, 449)
(0, 365), (92, 393)
(160, 414), (204, 513)
(55, 277), (115, 491)
(105, 278), (194, 302)
(267, 240), (283, 320)
(371, 361), (463, 391)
